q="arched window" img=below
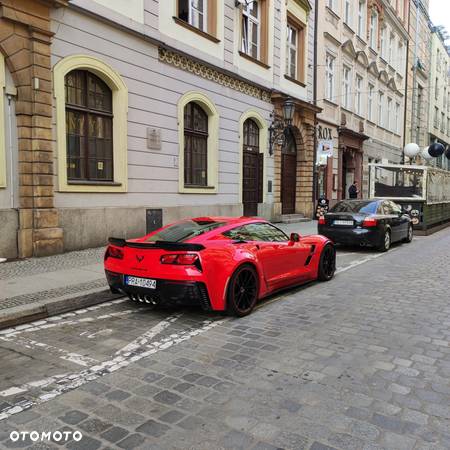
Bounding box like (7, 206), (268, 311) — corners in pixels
(65, 70), (113, 181)
(184, 102), (208, 186)
(243, 118), (260, 152)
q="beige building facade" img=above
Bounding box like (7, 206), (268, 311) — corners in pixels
(316, 0), (409, 203)
(0, 0), (320, 258)
(427, 27), (450, 170)
(404, 0), (431, 153)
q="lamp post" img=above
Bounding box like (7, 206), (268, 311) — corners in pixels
(268, 98), (295, 155)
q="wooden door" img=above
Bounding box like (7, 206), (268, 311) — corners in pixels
(242, 119), (261, 216)
(281, 129), (297, 214)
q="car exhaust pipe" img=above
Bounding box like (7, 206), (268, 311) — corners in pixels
(137, 294), (145, 303)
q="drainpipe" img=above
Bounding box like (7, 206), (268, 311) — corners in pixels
(312, 0), (319, 216)
(7, 94), (15, 209)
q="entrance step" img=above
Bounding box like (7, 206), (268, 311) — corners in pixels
(280, 214), (311, 224)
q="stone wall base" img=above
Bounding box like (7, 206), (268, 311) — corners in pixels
(0, 209), (19, 259)
(59, 203), (257, 252)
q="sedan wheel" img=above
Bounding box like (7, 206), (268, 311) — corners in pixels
(318, 244), (336, 281)
(227, 265), (259, 317)
(379, 229), (391, 252)
(404, 224), (413, 243)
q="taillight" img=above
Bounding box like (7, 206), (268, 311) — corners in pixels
(160, 253), (199, 265)
(363, 217), (378, 227)
(105, 246), (124, 261)
(318, 217), (326, 225)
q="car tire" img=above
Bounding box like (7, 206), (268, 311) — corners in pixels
(378, 229), (391, 252)
(403, 224), (413, 243)
(226, 264), (259, 317)
(318, 244), (336, 281)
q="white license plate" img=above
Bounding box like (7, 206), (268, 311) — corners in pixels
(333, 220), (353, 226)
(125, 276), (156, 289)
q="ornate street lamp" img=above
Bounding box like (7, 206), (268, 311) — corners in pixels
(268, 98), (295, 155)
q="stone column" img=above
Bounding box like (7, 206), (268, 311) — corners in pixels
(0, 0), (67, 257)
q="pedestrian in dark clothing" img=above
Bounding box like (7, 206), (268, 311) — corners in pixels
(348, 181), (359, 199)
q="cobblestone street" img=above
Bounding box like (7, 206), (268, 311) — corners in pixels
(0, 228), (449, 450)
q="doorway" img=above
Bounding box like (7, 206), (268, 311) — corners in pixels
(242, 119), (262, 216)
(281, 128), (297, 214)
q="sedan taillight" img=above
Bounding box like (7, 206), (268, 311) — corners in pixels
(105, 246), (124, 261)
(318, 217), (326, 225)
(362, 217), (378, 227)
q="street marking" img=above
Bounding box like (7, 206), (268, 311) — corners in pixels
(0, 307), (136, 338)
(0, 335), (99, 368)
(0, 314), (224, 421)
(335, 248), (397, 275)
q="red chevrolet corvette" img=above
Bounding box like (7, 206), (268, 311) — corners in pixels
(104, 217), (336, 316)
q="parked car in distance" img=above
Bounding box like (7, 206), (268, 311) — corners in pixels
(318, 199), (413, 252)
(104, 216), (336, 317)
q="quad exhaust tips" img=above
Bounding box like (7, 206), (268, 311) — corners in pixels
(129, 293), (157, 305)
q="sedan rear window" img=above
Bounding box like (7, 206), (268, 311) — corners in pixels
(146, 220), (225, 242)
(330, 201), (378, 214)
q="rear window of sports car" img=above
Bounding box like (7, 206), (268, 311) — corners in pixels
(145, 220), (226, 242)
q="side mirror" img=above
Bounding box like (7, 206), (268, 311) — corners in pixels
(290, 232), (301, 242)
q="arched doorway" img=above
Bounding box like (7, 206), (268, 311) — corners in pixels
(281, 127), (297, 214)
(242, 118), (262, 216)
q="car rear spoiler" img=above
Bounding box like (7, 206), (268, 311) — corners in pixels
(108, 237), (205, 251)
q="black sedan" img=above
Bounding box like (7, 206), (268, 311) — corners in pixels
(318, 199), (413, 251)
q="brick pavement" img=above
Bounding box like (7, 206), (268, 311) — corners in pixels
(0, 227), (449, 449)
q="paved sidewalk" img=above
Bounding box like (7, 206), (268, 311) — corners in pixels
(0, 221), (318, 328)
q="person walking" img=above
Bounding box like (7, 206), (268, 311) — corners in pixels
(348, 181), (359, 199)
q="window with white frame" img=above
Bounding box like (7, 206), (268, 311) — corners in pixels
(395, 101), (400, 134)
(355, 75), (363, 115)
(447, 118), (450, 136)
(380, 26), (387, 59)
(178, 0), (207, 32)
(342, 66), (351, 109)
(378, 91), (384, 126)
(397, 41), (403, 72)
(437, 49), (441, 72)
(344, 0), (351, 26)
(241, 1), (260, 59)
(327, 0), (335, 11)
(388, 33), (394, 65)
(441, 112), (445, 133)
(368, 83), (374, 121)
(369, 10), (378, 49)
(387, 97), (392, 131)
(435, 77), (439, 100)
(325, 53), (335, 101)
(286, 23), (298, 79)
(357, 1), (365, 37)
(434, 106), (439, 129)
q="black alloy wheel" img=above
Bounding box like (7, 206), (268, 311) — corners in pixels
(404, 224), (413, 243)
(227, 265), (259, 317)
(318, 244), (336, 281)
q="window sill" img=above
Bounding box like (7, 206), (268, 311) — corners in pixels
(323, 98), (339, 107)
(356, 35), (366, 46)
(238, 51), (270, 69)
(325, 6), (340, 21)
(343, 22), (355, 35)
(284, 74), (306, 87)
(172, 17), (220, 43)
(68, 180), (122, 186)
(184, 185), (216, 189)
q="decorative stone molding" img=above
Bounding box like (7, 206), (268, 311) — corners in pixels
(159, 48), (272, 103)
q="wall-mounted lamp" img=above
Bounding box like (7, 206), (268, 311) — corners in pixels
(268, 98), (295, 156)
